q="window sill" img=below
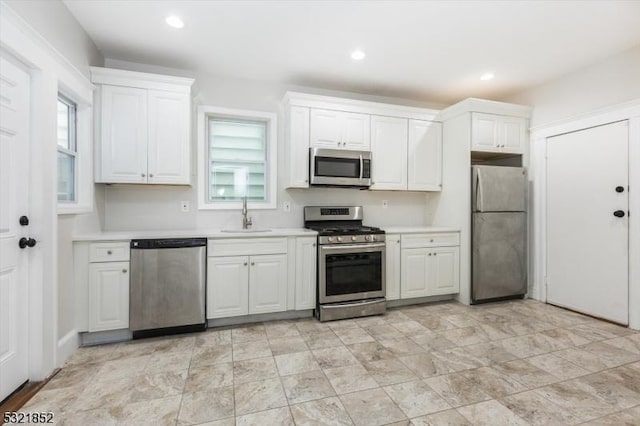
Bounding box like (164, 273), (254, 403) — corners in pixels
(198, 200), (277, 211)
(57, 203), (93, 215)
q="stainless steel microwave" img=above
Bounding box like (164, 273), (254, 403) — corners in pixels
(309, 148), (372, 188)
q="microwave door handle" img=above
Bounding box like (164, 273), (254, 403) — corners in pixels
(359, 154), (363, 180)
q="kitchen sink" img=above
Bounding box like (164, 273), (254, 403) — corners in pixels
(220, 229), (272, 233)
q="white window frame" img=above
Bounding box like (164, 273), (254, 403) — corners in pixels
(57, 93), (77, 202)
(197, 105), (277, 210)
(57, 82), (93, 215)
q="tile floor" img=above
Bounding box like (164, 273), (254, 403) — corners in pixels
(20, 299), (640, 425)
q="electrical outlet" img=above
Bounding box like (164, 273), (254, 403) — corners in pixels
(382, 200), (388, 208)
(181, 201), (190, 212)
(283, 201), (291, 213)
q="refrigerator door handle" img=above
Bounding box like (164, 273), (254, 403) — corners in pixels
(476, 168), (484, 212)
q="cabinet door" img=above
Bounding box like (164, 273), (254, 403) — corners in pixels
(310, 109), (342, 149)
(287, 106), (310, 188)
(249, 254), (288, 314)
(385, 234), (401, 300)
(428, 247), (460, 296)
(342, 112), (371, 150)
(500, 116), (526, 154)
(89, 261), (129, 331)
(370, 116), (408, 190)
(147, 90), (191, 184)
(207, 256), (249, 318)
(295, 238), (317, 310)
(99, 85), (148, 183)
(400, 248), (430, 299)
(471, 112), (499, 151)
(408, 120), (442, 191)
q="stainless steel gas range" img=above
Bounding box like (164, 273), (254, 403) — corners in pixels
(304, 206), (386, 322)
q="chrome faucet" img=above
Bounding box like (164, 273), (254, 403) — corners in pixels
(241, 196), (253, 229)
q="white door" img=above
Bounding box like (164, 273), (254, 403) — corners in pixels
(341, 112), (370, 150)
(249, 254), (288, 314)
(370, 116), (408, 190)
(88, 262), (130, 332)
(207, 256), (249, 318)
(295, 238), (316, 310)
(385, 234), (401, 300)
(0, 55), (30, 402)
(310, 109), (342, 149)
(401, 248), (429, 298)
(147, 90), (190, 184)
(99, 85), (148, 183)
(471, 113), (499, 151)
(408, 120), (442, 191)
(546, 121), (629, 324)
(428, 247), (460, 296)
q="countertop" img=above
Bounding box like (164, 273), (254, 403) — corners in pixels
(383, 226), (460, 234)
(73, 228), (317, 241)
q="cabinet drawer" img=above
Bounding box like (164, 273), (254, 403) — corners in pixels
(208, 238), (288, 257)
(89, 242), (130, 262)
(401, 233), (460, 249)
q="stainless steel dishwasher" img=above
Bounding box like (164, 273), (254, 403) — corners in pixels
(130, 238), (206, 338)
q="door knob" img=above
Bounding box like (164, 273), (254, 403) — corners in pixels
(613, 210), (626, 218)
(19, 237), (37, 249)
(19, 216), (29, 226)
(615, 186), (625, 193)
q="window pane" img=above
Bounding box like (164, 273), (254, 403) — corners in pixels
(208, 118), (267, 202)
(57, 152), (75, 202)
(57, 100), (70, 149)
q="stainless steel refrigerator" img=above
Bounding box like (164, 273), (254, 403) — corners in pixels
(471, 165), (527, 303)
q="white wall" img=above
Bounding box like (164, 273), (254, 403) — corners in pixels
(101, 59), (446, 232)
(506, 45), (640, 127)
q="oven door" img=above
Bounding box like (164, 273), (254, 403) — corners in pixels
(310, 148), (372, 187)
(319, 242), (385, 304)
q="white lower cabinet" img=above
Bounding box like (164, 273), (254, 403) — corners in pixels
(385, 234), (401, 300)
(249, 254), (288, 314)
(88, 261), (130, 332)
(295, 237), (317, 309)
(399, 233), (460, 299)
(207, 256), (250, 318)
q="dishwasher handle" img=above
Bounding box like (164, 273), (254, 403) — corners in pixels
(131, 238), (207, 249)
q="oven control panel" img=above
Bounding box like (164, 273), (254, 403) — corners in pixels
(320, 234), (386, 245)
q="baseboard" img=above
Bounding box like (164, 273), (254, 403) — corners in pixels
(208, 310), (313, 328)
(386, 295), (454, 308)
(56, 329), (79, 366)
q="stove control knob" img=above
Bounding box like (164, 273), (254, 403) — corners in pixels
(371, 235), (377, 241)
(365, 235), (372, 242)
(337, 236), (343, 242)
(351, 236), (357, 241)
(328, 237), (335, 243)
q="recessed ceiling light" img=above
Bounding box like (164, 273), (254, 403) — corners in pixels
(165, 15), (184, 29)
(480, 72), (495, 81)
(351, 50), (366, 61)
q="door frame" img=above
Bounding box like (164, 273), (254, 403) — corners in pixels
(1, 4), (94, 380)
(529, 99), (640, 329)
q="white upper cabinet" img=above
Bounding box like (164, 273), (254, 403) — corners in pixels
(408, 120), (442, 191)
(310, 108), (370, 150)
(99, 85), (148, 183)
(285, 106), (311, 188)
(370, 116), (408, 190)
(147, 90), (191, 184)
(92, 67), (194, 185)
(471, 112), (526, 154)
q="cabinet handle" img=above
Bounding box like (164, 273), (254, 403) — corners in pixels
(251, 262), (255, 266)
(122, 269), (127, 273)
(428, 253), (432, 256)
(141, 173), (146, 177)
(312, 243), (316, 247)
(430, 239), (434, 243)
(305, 179), (308, 183)
(149, 173), (154, 178)
(397, 240), (400, 243)
(434, 253), (438, 256)
(243, 262), (248, 266)
(107, 250), (112, 255)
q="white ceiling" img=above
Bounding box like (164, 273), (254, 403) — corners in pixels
(63, 0), (640, 104)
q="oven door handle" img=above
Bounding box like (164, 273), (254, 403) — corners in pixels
(359, 154), (363, 180)
(320, 242), (386, 251)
